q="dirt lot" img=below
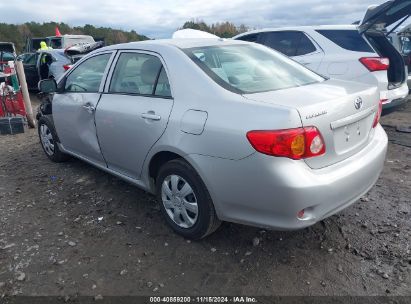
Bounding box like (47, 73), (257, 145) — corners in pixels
(0, 96), (410, 298)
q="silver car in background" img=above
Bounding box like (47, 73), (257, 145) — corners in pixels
(37, 39), (388, 239)
(233, 0), (411, 110)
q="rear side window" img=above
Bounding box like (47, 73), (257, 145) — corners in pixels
(109, 52), (171, 97)
(237, 33), (259, 43)
(154, 67), (172, 97)
(65, 53), (111, 92)
(260, 31), (316, 56)
(316, 30), (374, 53)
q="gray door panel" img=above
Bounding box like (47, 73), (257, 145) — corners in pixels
(95, 94), (173, 179)
(53, 93), (106, 166)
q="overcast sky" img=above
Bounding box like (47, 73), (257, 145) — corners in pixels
(0, 0), (387, 38)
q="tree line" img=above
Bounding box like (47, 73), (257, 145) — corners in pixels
(0, 20), (249, 54)
(0, 22), (149, 53)
(181, 20), (249, 38)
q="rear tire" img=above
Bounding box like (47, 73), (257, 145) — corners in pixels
(156, 159), (221, 239)
(38, 116), (69, 162)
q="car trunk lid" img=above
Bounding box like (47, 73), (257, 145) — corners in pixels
(358, 0), (411, 34)
(243, 79), (380, 169)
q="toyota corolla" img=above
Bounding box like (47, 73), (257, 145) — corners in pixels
(37, 39), (388, 239)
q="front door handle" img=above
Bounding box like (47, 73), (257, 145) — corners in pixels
(141, 112), (161, 121)
(82, 103), (95, 114)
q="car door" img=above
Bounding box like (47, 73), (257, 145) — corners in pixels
(95, 51), (174, 179)
(258, 31), (324, 71)
(52, 51), (115, 167)
(22, 53), (40, 90)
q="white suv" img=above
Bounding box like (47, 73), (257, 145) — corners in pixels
(233, 2), (410, 109)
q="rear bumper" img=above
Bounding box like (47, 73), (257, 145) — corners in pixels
(383, 82), (408, 109)
(189, 125), (388, 230)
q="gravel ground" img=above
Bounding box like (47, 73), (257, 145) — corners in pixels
(0, 97), (410, 298)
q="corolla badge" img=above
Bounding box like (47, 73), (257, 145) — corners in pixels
(305, 110), (327, 120)
(354, 97), (363, 110)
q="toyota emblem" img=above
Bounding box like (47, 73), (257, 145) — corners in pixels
(354, 97), (363, 110)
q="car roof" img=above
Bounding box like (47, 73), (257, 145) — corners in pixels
(234, 24), (359, 37)
(97, 38), (250, 52)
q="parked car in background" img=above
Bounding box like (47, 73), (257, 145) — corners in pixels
(20, 49), (72, 90)
(47, 34), (96, 49)
(0, 42), (16, 55)
(387, 23), (411, 88)
(0, 43), (16, 82)
(37, 38), (387, 239)
(25, 35), (95, 53)
(233, 0), (411, 110)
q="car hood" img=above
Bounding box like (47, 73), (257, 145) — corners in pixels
(359, 0), (411, 34)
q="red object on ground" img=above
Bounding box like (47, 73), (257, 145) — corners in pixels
(0, 91), (27, 117)
(55, 26), (62, 37)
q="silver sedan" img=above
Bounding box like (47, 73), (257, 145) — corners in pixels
(37, 39), (388, 239)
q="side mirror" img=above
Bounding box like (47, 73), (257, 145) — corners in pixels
(38, 79), (57, 93)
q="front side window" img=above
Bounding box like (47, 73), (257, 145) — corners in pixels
(184, 44), (324, 94)
(110, 52), (171, 97)
(316, 30), (374, 53)
(65, 53), (111, 93)
(23, 53), (38, 65)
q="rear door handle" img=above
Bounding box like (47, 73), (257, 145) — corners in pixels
(141, 112), (161, 121)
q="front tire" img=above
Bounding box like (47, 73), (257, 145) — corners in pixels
(38, 116), (69, 162)
(156, 159), (221, 239)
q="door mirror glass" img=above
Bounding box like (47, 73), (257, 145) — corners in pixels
(39, 79), (57, 93)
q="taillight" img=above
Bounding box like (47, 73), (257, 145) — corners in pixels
(63, 64), (71, 71)
(246, 127), (326, 160)
(373, 99), (384, 128)
(359, 57), (389, 71)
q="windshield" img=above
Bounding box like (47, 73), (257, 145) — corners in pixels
(183, 44), (324, 94)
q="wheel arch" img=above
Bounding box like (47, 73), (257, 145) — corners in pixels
(148, 151), (184, 184)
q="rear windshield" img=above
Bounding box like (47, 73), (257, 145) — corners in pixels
(183, 44), (324, 94)
(316, 30), (374, 53)
(49, 38), (62, 49)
